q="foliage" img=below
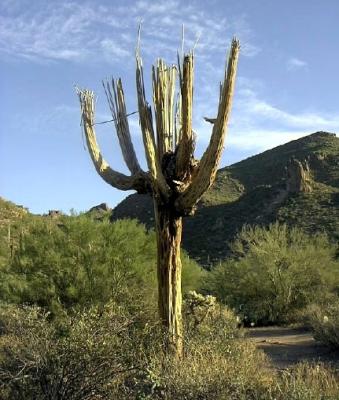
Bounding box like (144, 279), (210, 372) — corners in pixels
(0, 214), (203, 317)
(277, 188), (339, 243)
(0, 216), (154, 314)
(0, 302), (159, 400)
(184, 290), (217, 333)
(306, 297), (339, 349)
(148, 355), (339, 400)
(1, 300), (339, 399)
(204, 223), (339, 325)
(276, 363), (339, 400)
(111, 132), (339, 265)
(0, 197), (30, 270)
(183, 290), (240, 340)
(123, 303), (339, 400)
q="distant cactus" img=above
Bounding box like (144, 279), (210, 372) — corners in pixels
(76, 36), (240, 356)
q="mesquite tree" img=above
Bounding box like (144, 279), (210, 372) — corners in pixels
(77, 38), (240, 356)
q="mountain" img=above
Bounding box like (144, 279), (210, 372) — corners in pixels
(111, 131), (339, 265)
(1, 132), (337, 266)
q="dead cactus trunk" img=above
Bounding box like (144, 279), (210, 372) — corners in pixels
(154, 202), (183, 356)
(76, 35), (240, 357)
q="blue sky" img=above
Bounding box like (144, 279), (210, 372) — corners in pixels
(1, 0), (339, 214)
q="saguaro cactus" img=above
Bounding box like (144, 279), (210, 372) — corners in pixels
(77, 37), (240, 356)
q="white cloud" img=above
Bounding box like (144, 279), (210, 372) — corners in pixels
(0, 0), (259, 63)
(235, 87), (339, 130)
(6, 1), (331, 157)
(100, 39), (131, 60)
(0, 3), (103, 61)
(228, 84), (338, 151)
(287, 57), (308, 70)
(135, 0), (180, 15)
(191, 77), (338, 155)
(227, 129), (308, 151)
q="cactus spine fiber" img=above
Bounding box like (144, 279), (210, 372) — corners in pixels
(77, 37), (240, 357)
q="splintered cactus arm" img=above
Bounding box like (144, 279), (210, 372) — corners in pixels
(152, 60), (177, 159)
(176, 38), (240, 212)
(176, 53), (195, 181)
(136, 49), (171, 200)
(77, 88), (149, 193)
(103, 78), (141, 175)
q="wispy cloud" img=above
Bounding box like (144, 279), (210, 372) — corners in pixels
(227, 129), (309, 151)
(235, 86), (339, 130)
(0, 0), (259, 63)
(287, 57), (308, 71)
(100, 39), (131, 60)
(0, 2), (125, 62)
(228, 82), (338, 151)
(5, 1), (332, 157)
(192, 77), (338, 155)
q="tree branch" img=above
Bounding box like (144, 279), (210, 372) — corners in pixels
(176, 38), (240, 212)
(76, 88), (150, 194)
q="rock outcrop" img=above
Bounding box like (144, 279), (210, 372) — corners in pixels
(286, 159), (312, 193)
(89, 203), (112, 213)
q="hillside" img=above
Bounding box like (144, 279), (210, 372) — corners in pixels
(0, 198), (30, 265)
(1, 132), (338, 266)
(112, 131), (339, 265)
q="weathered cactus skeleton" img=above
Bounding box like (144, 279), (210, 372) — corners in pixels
(77, 37), (240, 356)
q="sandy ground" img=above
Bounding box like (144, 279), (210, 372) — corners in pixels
(247, 326), (339, 370)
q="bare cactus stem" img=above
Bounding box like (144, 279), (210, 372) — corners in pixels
(76, 37), (240, 358)
(154, 200), (183, 357)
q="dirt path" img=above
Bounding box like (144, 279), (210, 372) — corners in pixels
(248, 327), (339, 370)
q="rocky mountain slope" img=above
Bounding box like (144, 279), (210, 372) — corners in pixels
(1, 132), (337, 266)
(111, 131), (339, 265)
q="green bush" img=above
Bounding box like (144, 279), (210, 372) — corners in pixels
(306, 297), (339, 348)
(0, 215), (203, 316)
(204, 223), (339, 325)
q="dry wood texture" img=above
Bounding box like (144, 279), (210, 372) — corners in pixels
(77, 37), (240, 357)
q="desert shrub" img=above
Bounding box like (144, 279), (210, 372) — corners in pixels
(121, 300), (267, 400)
(1, 302), (339, 400)
(0, 216), (155, 313)
(121, 301), (339, 400)
(157, 357), (339, 400)
(183, 290), (239, 340)
(184, 290), (218, 333)
(154, 341), (269, 400)
(0, 301), (160, 400)
(276, 363), (339, 400)
(306, 297), (339, 348)
(125, 348), (339, 399)
(204, 223), (339, 325)
(0, 215), (203, 316)
(181, 256), (205, 294)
